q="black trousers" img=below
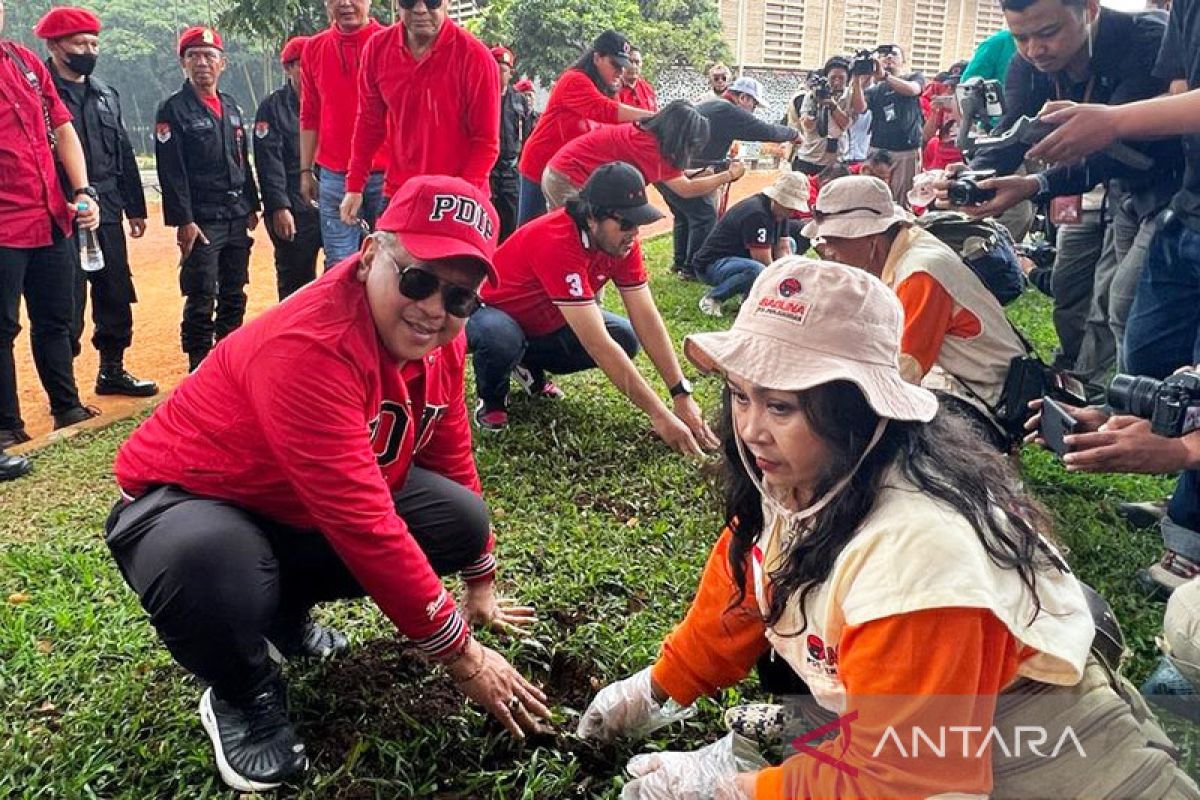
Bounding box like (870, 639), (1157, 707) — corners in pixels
(658, 183), (719, 271)
(105, 468), (490, 704)
(268, 206), (322, 301)
(490, 168), (519, 244)
(71, 222), (136, 361)
(180, 219), (253, 357)
(0, 231), (83, 430)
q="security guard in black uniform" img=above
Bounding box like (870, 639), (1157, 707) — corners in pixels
(489, 46), (534, 243)
(254, 36), (321, 300)
(156, 26), (260, 372)
(35, 7), (158, 397)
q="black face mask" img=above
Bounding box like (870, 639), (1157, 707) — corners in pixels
(64, 52), (98, 76)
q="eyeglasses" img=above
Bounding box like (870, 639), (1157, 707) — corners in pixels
(398, 0), (443, 9)
(397, 264), (481, 318)
(712, 74), (730, 82)
(811, 205), (884, 222)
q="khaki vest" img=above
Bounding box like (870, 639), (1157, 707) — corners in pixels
(882, 226), (1027, 415)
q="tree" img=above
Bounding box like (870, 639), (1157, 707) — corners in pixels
(467, 0), (728, 84)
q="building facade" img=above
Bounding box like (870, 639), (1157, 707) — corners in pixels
(722, 0), (1007, 75)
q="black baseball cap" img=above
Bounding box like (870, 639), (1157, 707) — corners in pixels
(593, 30), (632, 67)
(580, 162), (664, 226)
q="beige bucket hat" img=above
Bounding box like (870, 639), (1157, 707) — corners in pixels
(800, 175), (911, 241)
(761, 172), (811, 213)
(1162, 576), (1200, 686)
(684, 256), (938, 422)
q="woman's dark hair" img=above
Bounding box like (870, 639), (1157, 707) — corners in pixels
(572, 47), (618, 98)
(637, 99), (710, 170)
(720, 380), (1057, 633)
(823, 56), (851, 75)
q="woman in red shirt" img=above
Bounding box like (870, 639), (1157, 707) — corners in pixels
(516, 29), (652, 226)
(542, 100), (746, 208)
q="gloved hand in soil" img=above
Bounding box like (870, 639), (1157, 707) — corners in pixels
(448, 636), (551, 739)
(464, 579), (538, 637)
(621, 732), (765, 799)
(576, 667), (696, 742)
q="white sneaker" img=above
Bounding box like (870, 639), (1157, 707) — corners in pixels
(698, 295), (724, 317)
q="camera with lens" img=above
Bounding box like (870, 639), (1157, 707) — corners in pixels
(807, 72), (832, 101)
(1107, 370), (1200, 438)
(851, 49), (876, 76)
(947, 169), (997, 206)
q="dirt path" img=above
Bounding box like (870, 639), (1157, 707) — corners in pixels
(11, 170), (780, 443)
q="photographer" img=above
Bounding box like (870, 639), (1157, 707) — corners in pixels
(941, 0), (1180, 380)
(851, 44), (925, 202)
(791, 57), (854, 177)
(1025, 368), (1200, 593)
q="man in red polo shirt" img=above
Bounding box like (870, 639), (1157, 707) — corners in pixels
(106, 176), (546, 792)
(340, 0), (499, 223)
(466, 161), (717, 454)
(300, 0), (389, 267)
(0, 0), (100, 477)
(618, 47), (658, 111)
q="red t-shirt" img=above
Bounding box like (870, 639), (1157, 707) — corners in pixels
(200, 93), (222, 118)
(481, 207), (648, 337)
(518, 69), (621, 182)
(299, 21), (390, 174)
(0, 41), (74, 248)
(115, 261), (489, 659)
(618, 78), (658, 112)
(347, 20), (500, 197)
(548, 124), (681, 187)
(922, 135), (963, 172)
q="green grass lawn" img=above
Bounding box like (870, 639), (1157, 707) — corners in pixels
(0, 239), (1194, 798)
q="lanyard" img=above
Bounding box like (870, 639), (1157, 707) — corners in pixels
(1053, 74), (1095, 104)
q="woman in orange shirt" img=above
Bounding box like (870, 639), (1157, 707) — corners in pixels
(577, 258), (1196, 799)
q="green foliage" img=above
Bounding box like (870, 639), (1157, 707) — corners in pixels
(217, 0), (329, 45)
(466, 0), (728, 83)
(0, 243), (1195, 795)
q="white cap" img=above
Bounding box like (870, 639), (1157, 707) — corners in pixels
(729, 76), (769, 109)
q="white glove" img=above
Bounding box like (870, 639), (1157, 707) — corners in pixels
(621, 733), (765, 800)
(576, 667), (696, 742)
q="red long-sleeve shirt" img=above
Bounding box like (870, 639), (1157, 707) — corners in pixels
(115, 260), (493, 659)
(518, 68), (622, 183)
(299, 21), (390, 174)
(347, 20), (499, 197)
(0, 41), (74, 248)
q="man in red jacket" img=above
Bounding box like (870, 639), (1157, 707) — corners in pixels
(617, 47), (657, 111)
(299, 0), (389, 267)
(340, 0), (500, 224)
(106, 176), (547, 793)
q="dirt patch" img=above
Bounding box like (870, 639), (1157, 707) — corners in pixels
(12, 172), (780, 443)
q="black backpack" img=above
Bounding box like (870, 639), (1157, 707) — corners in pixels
(916, 211), (1025, 306)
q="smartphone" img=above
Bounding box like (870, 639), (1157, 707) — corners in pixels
(1052, 371), (1088, 406)
(1039, 396), (1078, 458)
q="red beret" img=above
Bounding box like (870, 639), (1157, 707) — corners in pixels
(178, 26), (223, 57)
(491, 46), (514, 68)
(279, 36), (310, 65)
(33, 7), (102, 40)
(513, 78), (534, 93)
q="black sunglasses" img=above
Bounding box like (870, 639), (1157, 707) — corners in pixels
(398, 0), (443, 8)
(607, 215), (637, 231)
(398, 265), (481, 318)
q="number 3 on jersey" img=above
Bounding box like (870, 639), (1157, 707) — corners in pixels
(565, 272), (585, 297)
(756, 227), (768, 244)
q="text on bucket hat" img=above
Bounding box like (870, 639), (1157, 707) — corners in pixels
(728, 76), (769, 108)
(178, 26), (223, 57)
(684, 256), (938, 422)
(762, 172), (811, 213)
(578, 162), (664, 227)
(279, 36), (310, 65)
(375, 176), (501, 286)
(34, 7), (101, 40)
(800, 174), (911, 241)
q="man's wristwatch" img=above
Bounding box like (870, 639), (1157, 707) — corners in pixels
(669, 377), (694, 398)
(73, 186), (98, 201)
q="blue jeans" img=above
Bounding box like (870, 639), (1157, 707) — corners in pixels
(516, 175), (547, 228)
(466, 305), (639, 407)
(1123, 212), (1200, 533)
(318, 168), (384, 269)
(702, 256), (765, 302)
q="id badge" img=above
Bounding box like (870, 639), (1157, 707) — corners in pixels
(1049, 195), (1083, 225)
(883, 103), (897, 122)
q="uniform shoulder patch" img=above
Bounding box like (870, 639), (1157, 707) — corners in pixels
(254, 120), (270, 139)
(155, 122), (171, 143)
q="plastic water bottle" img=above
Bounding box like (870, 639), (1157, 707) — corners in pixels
(76, 201), (104, 272)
